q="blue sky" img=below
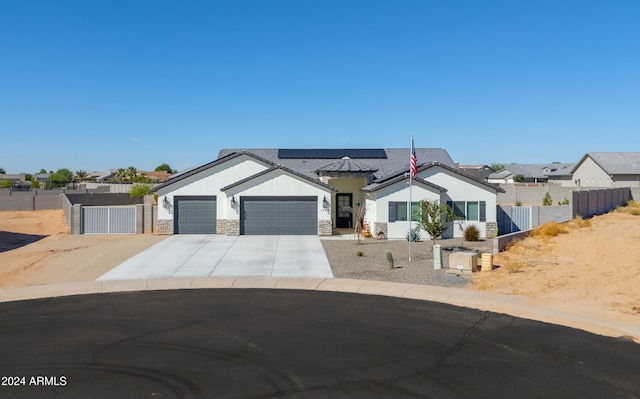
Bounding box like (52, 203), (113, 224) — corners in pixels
(1, 0), (639, 174)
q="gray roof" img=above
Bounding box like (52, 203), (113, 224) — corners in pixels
(0, 174), (24, 180)
(361, 175), (446, 193)
(368, 161), (503, 193)
(217, 148), (456, 180)
(574, 152), (640, 175)
(315, 158), (378, 173)
(488, 163), (575, 180)
(458, 164), (493, 181)
(154, 151), (337, 192)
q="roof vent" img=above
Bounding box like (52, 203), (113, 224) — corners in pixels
(342, 156), (351, 160)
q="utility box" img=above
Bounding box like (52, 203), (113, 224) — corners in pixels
(447, 252), (478, 274)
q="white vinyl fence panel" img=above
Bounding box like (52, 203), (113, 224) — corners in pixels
(82, 206), (137, 234)
(510, 206), (531, 232)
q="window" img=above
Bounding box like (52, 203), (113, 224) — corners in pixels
(388, 202), (420, 222)
(447, 201), (486, 222)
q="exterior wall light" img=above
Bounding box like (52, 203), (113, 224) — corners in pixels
(322, 195), (331, 211)
(162, 196), (173, 214)
(231, 196), (238, 207)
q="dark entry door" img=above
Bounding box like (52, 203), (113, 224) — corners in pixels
(336, 193), (352, 228)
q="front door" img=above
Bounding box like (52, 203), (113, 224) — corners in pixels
(336, 193), (353, 228)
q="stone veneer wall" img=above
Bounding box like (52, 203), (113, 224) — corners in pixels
(318, 220), (332, 236)
(216, 219), (228, 235)
(227, 220), (240, 235)
(373, 222), (388, 239)
(157, 219), (173, 234)
(485, 222), (498, 239)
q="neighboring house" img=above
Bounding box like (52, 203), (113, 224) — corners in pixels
(457, 164), (494, 182)
(487, 163), (575, 185)
(571, 152), (640, 188)
(139, 170), (171, 183)
(154, 148), (502, 239)
(0, 173), (26, 185)
(97, 170), (117, 182)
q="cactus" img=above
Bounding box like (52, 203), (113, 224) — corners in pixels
(386, 251), (394, 269)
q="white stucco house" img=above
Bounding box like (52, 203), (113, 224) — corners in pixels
(153, 148), (502, 239)
(571, 152), (640, 189)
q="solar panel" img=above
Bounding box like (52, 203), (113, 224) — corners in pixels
(278, 149), (387, 159)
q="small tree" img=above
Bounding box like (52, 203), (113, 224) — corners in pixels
(76, 170), (88, 181)
(0, 167), (6, 174)
(48, 168), (74, 188)
(513, 174), (525, 182)
(1, 179), (12, 188)
(155, 163), (176, 174)
(414, 199), (457, 248)
(342, 203), (367, 245)
(129, 184), (153, 198)
(542, 192), (552, 206)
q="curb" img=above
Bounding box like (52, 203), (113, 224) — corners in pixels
(1, 277), (638, 342)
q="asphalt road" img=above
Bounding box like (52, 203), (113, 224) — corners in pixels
(0, 289), (638, 398)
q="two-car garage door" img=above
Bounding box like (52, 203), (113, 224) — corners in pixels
(241, 196), (317, 235)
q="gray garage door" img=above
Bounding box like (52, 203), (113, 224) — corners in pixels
(175, 196), (217, 234)
(241, 196), (317, 235)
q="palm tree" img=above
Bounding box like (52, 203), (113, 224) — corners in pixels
(115, 168), (127, 183)
(126, 166), (138, 183)
(75, 170), (88, 181)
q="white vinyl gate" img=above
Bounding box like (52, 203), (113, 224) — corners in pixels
(510, 206), (531, 232)
(82, 206), (137, 234)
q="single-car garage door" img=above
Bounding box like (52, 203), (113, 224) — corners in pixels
(174, 196), (217, 234)
(241, 196), (317, 235)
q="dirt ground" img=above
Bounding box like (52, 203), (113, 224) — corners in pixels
(1, 208), (639, 329)
(473, 205), (640, 325)
(0, 210), (166, 288)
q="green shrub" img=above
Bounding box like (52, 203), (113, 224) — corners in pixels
(129, 184), (153, 197)
(356, 251), (364, 257)
(542, 192), (552, 206)
(464, 225), (480, 241)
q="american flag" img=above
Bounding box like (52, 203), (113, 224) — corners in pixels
(410, 137), (417, 178)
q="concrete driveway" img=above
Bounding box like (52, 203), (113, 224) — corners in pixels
(98, 235), (333, 280)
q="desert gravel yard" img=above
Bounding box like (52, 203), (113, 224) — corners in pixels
(321, 236), (493, 287)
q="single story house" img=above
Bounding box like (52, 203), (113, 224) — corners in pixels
(153, 148), (502, 239)
(0, 173), (26, 185)
(487, 163), (575, 185)
(571, 152), (640, 189)
(457, 164), (494, 182)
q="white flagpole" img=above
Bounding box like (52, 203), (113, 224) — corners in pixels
(408, 135), (413, 262)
